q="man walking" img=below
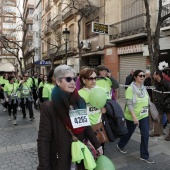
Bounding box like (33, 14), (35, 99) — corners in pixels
(151, 70), (170, 140)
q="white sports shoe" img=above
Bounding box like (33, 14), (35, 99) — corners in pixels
(13, 120), (17, 125)
(8, 116), (12, 121)
(18, 107), (21, 111)
(3, 108), (7, 112)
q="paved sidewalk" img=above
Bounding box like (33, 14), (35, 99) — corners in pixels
(0, 100), (170, 170)
(0, 105), (39, 170)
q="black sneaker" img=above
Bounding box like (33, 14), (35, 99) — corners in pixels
(23, 115), (26, 119)
(117, 144), (127, 153)
(140, 157), (154, 164)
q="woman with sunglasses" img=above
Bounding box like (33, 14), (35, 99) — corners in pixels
(117, 70), (154, 164)
(78, 68), (106, 125)
(37, 65), (102, 170)
(42, 70), (55, 102)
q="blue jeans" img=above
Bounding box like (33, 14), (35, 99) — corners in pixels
(118, 116), (149, 159)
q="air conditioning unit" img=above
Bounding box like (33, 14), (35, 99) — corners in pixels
(81, 40), (91, 50)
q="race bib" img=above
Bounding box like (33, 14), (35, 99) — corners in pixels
(69, 109), (91, 128)
(22, 89), (30, 95)
(140, 106), (148, 116)
(11, 92), (17, 97)
(87, 104), (100, 115)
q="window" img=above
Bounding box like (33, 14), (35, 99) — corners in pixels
(27, 24), (33, 30)
(85, 18), (99, 39)
(29, 9), (34, 15)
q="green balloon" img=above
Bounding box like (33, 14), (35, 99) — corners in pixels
(95, 155), (116, 170)
(89, 88), (107, 109)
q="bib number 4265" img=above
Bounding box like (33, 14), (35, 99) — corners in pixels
(69, 109), (90, 128)
(74, 116), (87, 124)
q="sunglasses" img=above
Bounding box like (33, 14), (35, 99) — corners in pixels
(138, 75), (145, 78)
(87, 77), (98, 81)
(61, 77), (77, 83)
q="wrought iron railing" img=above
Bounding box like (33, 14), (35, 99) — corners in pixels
(161, 4), (170, 28)
(62, 6), (73, 20)
(51, 15), (62, 28)
(45, 0), (52, 12)
(110, 13), (147, 40)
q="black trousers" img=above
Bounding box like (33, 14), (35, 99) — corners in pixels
(20, 98), (34, 118)
(8, 100), (18, 119)
(33, 89), (38, 107)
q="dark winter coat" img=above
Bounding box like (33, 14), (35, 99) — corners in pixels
(154, 79), (170, 112)
(125, 74), (133, 89)
(103, 100), (128, 142)
(37, 101), (101, 170)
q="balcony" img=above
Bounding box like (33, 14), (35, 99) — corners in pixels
(26, 15), (33, 24)
(25, 31), (33, 40)
(51, 15), (62, 29)
(45, 0), (52, 12)
(44, 26), (51, 35)
(53, 0), (59, 3)
(62, 6), (74, 21)
(161, 4), (170, 35)
(110, 13), (147, 43)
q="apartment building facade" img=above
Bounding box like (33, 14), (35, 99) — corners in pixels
(37, 0), (170, 98)
(0, 0), (18, 73)
(40, 0), (107, 75)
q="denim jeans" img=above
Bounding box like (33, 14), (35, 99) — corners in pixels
(118, 116), (149, 159)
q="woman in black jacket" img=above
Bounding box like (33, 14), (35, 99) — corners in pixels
(37, 65), (103, 170)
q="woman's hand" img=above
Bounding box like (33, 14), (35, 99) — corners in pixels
(96, 146), (103, 156)
(101, 108), (106, 114)
(6, 98), (9, 102)
(132, 115), (139, 125)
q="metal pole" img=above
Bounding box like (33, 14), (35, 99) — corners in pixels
(65, 40), (67, 65)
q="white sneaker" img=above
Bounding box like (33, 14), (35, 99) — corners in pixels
(3, 108), (7, 112)
(18, 107), (21, 111)
(8, 116), (12, 121)
(13, 120), (17, 125)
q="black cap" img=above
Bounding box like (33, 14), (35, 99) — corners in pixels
(97, 65), (110, 72)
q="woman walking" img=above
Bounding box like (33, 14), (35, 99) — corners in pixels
(117, 70), (154, 164)
(4, 76), (19, 125)
(37, 65), (103, 170)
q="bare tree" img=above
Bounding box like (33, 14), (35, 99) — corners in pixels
(41, 26), (63, 69)
(0, 1), (35, 73)
(63, 0), (102, 68)
(144, 0), (170, 75)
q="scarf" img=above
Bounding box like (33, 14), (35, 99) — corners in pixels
(51, 85), (86, 134)
(130, 81), (147, 98)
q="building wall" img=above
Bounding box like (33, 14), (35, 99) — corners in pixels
(104, 47), (119, 80)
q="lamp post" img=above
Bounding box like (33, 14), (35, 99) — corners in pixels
(31, 49), (36, 74)
(20, 57), (23, 74)
(62, 28), (70, 65)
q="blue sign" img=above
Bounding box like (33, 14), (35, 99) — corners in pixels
(35, 60), (52, 65)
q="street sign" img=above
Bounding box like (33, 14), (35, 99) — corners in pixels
(35, 60), (52, 65)
(92, 22), (109, 35)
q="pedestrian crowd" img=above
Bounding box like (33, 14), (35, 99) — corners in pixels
(0, 65), (170, 170)
(0, 71), (56, 125)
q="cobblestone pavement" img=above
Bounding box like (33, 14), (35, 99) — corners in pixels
(0, 105), (39, 170)
(0, 100), (170, 170)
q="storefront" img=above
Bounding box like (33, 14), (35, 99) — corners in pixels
(118, 44), (146, 98)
